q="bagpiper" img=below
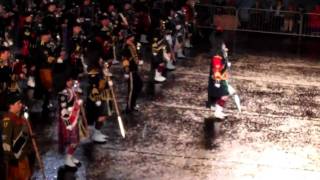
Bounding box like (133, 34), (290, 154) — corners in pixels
(19, 10), (36, 62)
(69, 22), (88, 79)
(42, 2), (61, 39)
(58, 76), (87, 169)
(79, 0), (96, 36)
(208, 50), (230, 119)
(33, 29), (58, 119)
(95, 13), (114, 66)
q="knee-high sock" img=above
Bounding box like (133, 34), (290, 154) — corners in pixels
(67, 145), (76, 155)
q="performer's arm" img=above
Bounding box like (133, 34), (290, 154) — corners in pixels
(1, 117), (14, 161)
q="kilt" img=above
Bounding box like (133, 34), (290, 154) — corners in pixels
(208, 78), (229, 98)
(7, 157), (31, 180)
(58, 118), (79, 153)
(151, 54), (163, 69)
(85, 100), (109, 125)
(39, 68), (53, 91)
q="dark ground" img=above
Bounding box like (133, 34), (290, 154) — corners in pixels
(31, 31), (320, 180)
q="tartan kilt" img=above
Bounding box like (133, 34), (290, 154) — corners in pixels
(58, 118), (79, 153)
(208, 78), (229, 98)
(7, 157), (31, 180)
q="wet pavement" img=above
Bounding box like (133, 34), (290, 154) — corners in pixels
(31, 33), (320, 179)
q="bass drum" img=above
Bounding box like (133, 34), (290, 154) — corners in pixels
(39, 68), (53, 91)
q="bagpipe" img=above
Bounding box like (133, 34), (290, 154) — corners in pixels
(154, 37), (176, 64)
(60, 84), (89, 140)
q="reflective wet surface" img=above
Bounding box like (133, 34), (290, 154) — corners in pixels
(32, 33), (320, 179)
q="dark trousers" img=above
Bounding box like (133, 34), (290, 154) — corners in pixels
(127, 72), (143, 111)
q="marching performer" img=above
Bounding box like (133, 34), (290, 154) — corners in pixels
(160, 18), (176, 71)
(79, 0), (96, 36)
(151, 35), (166, 82)
(58, 76), (87, 168)
(34, 30), (57, 119)
(86, 64), (113, 143)
(136, 5), (151, 44)
(208, 50), (230, 119)
(122, 33), (143, 113)
(19, 10), (36, 62)
(69, 22), (88, 79)
(182, 0), (197, 48)
(95, 13), (114, 67)
(1, 93), (34, 179)
(42, 2), (61, 39)
(172, 10), (186, 59)
(19, 10), (37, 94)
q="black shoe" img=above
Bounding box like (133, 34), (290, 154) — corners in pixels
(64, 165), (78, 172)
(74, 161), (82, 167)
(132, 108), (139, 112)
(125, 108), (132, 114)
(58, 166), (77, 179)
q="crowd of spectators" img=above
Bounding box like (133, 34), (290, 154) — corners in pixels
(197, 0), (320, 35)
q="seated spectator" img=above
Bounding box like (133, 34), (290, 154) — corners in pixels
(250, 0), (264, 30)
(272, 0), (284, 32)
(283, 3), (296, 33)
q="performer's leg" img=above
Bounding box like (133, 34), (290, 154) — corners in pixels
(175, 36), (185, 58)
(131, 75), (139, 110)
(126, 73), (134, 112)
(164, 51), (176, 70)
(68, 144), (81, 166)
(92, 119), (107, 143)
(42, 90), (53, 119)
(208, 96), (218, 109)
(65, 145), (77, 168)
(154, 63), (166, 82)
(214, 96), (228, 119)
(131, 73), (143, 110)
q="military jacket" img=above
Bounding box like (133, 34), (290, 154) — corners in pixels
(1, 112), (32, 161)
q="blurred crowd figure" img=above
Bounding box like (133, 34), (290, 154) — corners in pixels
(197, 0), (320, 35)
